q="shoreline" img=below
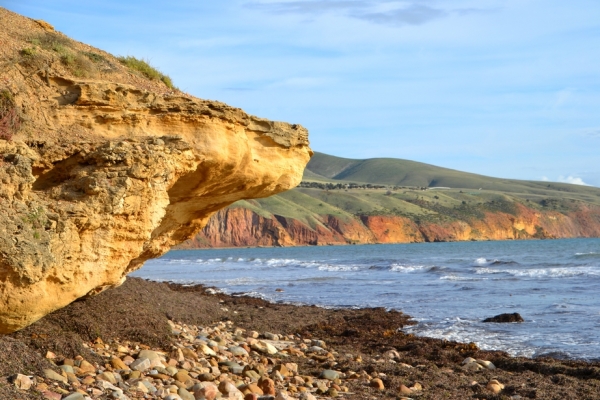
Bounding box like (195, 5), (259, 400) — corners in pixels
(2, 277), (600, 399)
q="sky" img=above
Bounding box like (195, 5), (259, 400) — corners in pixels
(3, 0), (600, 186)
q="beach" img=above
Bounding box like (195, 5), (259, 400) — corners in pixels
(2, 277), (600, 399)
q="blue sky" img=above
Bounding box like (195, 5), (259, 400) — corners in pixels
(4, 0), (600, 186)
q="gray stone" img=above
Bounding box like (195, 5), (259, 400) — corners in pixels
(320, 369), (340, 381)
(59, 364), (74, 374)
(231, 366), (244, 375)
(141, 380), (157, 393)
(63, 393), (85, 400)
(263, 332), (279, 340)
(130, 357), (151, 372)
(97, 380), (122, 393)
(178, 387), (195, 400)
(155, 366), (170, 375)
(228, 346), (249, 357)
(43, 369), (67, 383)
(221, 361), (241, 369)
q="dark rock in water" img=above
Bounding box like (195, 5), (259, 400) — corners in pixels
(483, 313), (524, 323)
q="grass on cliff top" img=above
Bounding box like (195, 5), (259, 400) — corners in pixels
(24, 32), (105, 78)
(231, 190), (358, 230)
(253, 193), (327, 230)
(296, 187), (437, 216)
(117, 56), (175, 89)
(232, 184), (596, 230)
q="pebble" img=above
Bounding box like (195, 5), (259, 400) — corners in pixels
(12, 373), (32, 390)
(462, 357), (497, 371)
(320, 369), (340, 380)
(138, 349), (160, 361)
(487, 379), (505, 393)
(63, 393), (85, 400)
(8, 317), (446, 400)
(275, 391), (293, 400)
(229, 346), (249, 357)
(130, 357), (151, 371)
(477, 359), (497, 370)
(41, 390), (62, 400)
(370, 378), (385, 390)
(43, 369), (67, 383)
(399, 384), (413, 395)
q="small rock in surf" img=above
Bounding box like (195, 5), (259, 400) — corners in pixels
(482, 313), (524, 323)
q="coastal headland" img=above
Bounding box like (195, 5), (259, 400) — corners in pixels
(181, 152), (600, 249)
(0, 7), (310, 333)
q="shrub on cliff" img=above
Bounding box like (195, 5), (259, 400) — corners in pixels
(0, 89), (21, 141)
(117, 56), (175, 89)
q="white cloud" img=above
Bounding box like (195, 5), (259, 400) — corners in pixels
(245, 1), (491, 27)
(540, 175), (590, 186)
(355, 4), (447, 26)
(557, 175), (590, 186)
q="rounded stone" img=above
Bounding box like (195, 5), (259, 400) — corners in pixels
(370, 378), (385, 390)
(319, 369), (340, 381)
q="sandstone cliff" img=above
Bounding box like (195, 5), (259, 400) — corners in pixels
(0, 8), (311, 333)
(180, 197), (600, 248)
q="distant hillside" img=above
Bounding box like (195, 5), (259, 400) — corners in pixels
(304, 152), (600, 202)
(180, 152), (600, 248)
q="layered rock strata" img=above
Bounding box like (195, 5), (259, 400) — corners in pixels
(181, 202), (600, 248)
(0, 8), (311, 332)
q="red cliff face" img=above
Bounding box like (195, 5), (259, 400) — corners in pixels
(178, 202), (600, 248)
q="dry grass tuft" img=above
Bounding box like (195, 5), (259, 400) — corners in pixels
(26, 32), (101, 78)
(117, 56), (175, 89)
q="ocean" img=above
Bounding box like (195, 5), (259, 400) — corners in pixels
(131, 238), (600, 361)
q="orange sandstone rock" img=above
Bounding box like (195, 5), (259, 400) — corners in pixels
(0, 7), (311, 333)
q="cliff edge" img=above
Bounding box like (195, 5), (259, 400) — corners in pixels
(0, 8), (311, 333)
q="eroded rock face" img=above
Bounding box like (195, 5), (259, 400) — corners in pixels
(181, 200), (600, 248)
(0, 82), (310, 333)
(0, 9), (311, 332)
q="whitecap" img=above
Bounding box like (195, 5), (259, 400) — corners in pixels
(318, 265), (360, 272)
(404, 320), (536, 358)
(390, 264), (430, 273)
(474, 257), (488, 265)
(440, 275), (486, 281)
(475, 266), (600, 278)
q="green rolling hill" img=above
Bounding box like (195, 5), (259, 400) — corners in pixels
(303, 152), (600, 203)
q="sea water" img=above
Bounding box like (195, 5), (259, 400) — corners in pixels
(131, 238), (600, 361)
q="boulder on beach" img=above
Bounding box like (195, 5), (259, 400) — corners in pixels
(483, 313), (524, 323)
